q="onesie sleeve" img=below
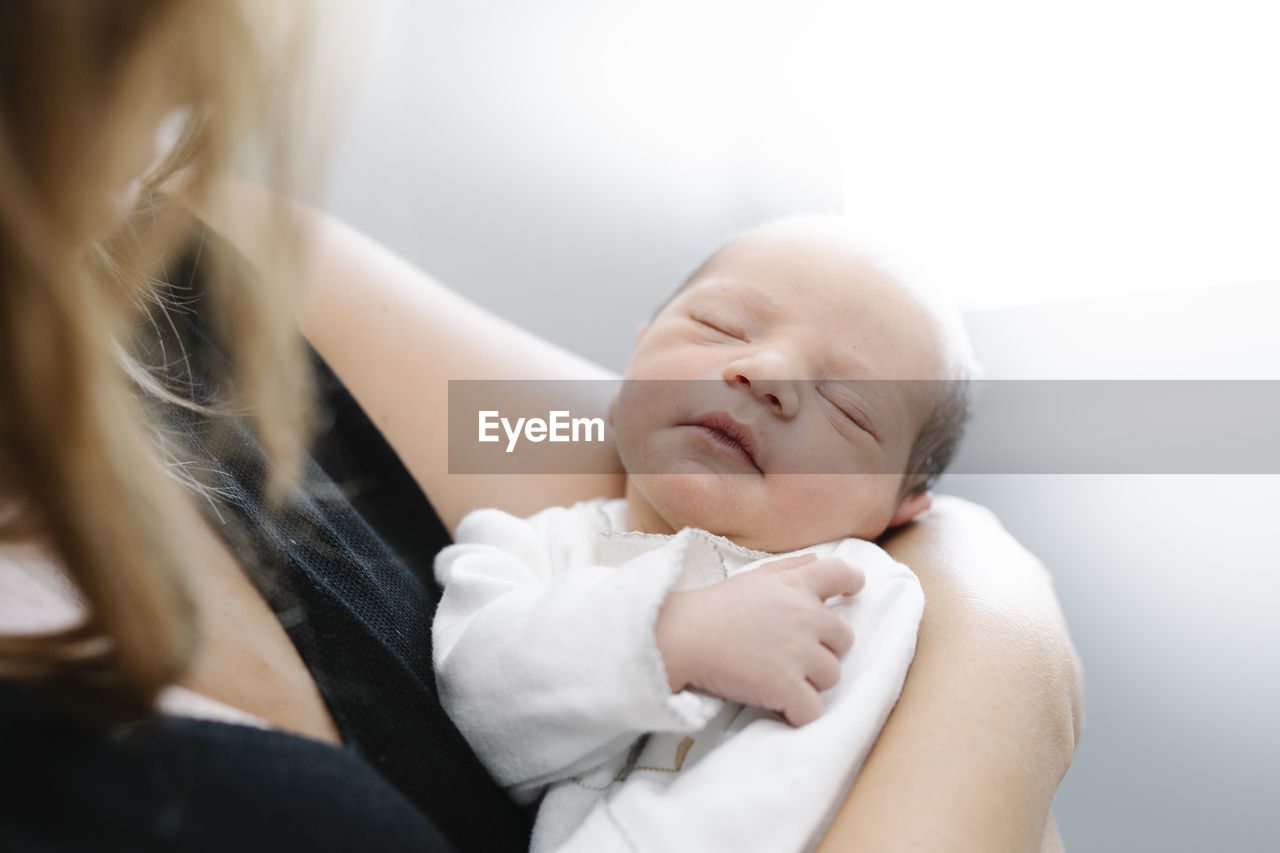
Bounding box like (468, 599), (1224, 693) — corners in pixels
(432, 508), (724, 803)
(551, 538), (924, 853)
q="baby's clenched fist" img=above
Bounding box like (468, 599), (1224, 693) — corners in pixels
(655, 553), (865, 727)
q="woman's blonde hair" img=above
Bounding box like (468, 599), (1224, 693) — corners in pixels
(0, 1), (320, 723)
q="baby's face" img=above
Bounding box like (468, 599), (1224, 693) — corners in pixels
(613, 223), (950, 552)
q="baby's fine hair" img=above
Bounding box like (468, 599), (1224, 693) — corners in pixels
(902, 374), (972, 497)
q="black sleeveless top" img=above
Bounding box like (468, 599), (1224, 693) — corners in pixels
(0, 242), (534, 852)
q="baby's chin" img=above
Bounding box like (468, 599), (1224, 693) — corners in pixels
(629, 473), (867, 553)
(630, 471), (751, 536)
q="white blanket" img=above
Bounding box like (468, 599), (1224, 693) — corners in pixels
(433, 498), (923, 853)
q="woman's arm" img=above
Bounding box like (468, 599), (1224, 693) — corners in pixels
(201, 194), (1082, 847)
(288, 205), (1085, 846)
(818, 496), (1083, 852)
(295, 210), (1085, 846)
(192, 184), (626, 532)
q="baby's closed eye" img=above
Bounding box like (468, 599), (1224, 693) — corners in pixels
(690, 314), (747, 341)
(818, 389), (878, 439)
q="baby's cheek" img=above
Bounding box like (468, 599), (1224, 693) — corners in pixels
(763, 480), (841, 533)
(771, 476), (883, 541)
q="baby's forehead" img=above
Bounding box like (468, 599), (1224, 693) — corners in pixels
(700, 229), (920, 304)
(686, 242), (924, 330)
(702, 230), (964, 353)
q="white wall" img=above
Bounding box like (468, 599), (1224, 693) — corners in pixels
(327, 0), (842, 374)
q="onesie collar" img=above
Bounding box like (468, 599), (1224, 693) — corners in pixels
(591, 497), (792, 575)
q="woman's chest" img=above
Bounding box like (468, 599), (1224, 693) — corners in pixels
(0, 504), (342, 746)
(174, 498), (343, 745)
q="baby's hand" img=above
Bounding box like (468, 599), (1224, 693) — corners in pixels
(655, 553), (865, 727)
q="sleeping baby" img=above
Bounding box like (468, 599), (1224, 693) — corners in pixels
(432, 215), (976, 852)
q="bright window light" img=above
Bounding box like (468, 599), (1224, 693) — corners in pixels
(838, 1), (1280, 310)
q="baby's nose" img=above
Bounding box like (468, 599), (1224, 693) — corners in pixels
(724, 363), (799, 417)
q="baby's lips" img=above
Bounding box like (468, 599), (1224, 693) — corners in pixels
(682, 410), (763, 471)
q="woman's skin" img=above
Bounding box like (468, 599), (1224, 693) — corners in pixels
(148, 184), (1084, 849)
(0, 455), (345, 746)
(816, 498), (1080, 852)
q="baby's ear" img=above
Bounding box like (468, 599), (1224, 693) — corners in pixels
(888, 489), (932, 529)
(633, 322), (649, 347)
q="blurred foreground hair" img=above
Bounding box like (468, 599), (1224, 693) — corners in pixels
(0, 0), (323, 724)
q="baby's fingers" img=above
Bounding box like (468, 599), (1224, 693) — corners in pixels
(796, 558), (865, 601)
(780, 680), (825, 727)
(804, 647), (843, 693)
(817, 611), (855, 658)
(758, 552), (819, 573)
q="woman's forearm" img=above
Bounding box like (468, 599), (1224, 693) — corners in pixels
(817, 496), (1083, 852)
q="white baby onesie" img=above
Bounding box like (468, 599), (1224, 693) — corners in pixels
(432, 497), (923, 853)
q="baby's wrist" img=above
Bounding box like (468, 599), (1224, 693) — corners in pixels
(655, 590), (696, 693)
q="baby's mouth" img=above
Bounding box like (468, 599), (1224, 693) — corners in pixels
(681, 413), (762, 473)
